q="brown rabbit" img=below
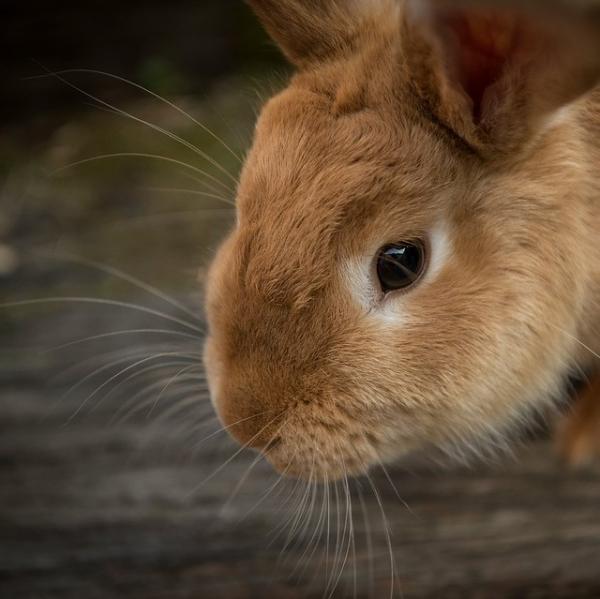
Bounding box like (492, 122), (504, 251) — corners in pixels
(203, 0), (600, 479)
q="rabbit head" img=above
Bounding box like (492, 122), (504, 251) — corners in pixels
(204, 0), (600, 479)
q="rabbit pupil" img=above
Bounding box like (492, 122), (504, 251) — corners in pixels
(376, 242), (425, 293)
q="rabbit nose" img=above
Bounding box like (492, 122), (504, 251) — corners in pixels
(227, 418), (270, 449)
(216, 389), (275, 450)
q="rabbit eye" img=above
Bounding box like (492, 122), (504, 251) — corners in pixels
(376, 241), (426, 293)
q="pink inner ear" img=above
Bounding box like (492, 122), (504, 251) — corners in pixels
(440, 10), (528, 120)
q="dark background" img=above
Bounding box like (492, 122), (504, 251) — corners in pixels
(2, 1), (282, 125)
(2, 2), (600, 598)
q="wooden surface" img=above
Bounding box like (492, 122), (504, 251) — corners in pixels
(2, 300), (600, 599)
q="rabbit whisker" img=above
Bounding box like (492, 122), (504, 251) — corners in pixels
(109, 372), (206, 426)
(31, 68), (243, 164)
(47, 329), (200, 353)
(236, 465), (286, 523)
(1, 297), (203, 334)
(142, 186), (235, 207)
(37, 68), (238, 188)
(326, 478), (343, 597)
(53, 153), (232, 195)
(291, 475), (327, 582)
(356, 481), (375, 599)
(547, 322), (600, 361)
(146, 363), (200, 417)
(364, 470), (397, 599)
(187, 411), (282, 497)
(67, 352), (197, 422)
(51, 343), (200, 387)
(188, 410), (274, 458)
(325, 453), (352, 599)
(44, 253), (202, 321)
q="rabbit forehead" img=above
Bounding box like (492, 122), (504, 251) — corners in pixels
(240, 79), (459, 214)
(232, 87), (451, 303)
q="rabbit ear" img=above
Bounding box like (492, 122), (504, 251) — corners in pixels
(408, 0), (600, 152)
(246, 0), (389, 67)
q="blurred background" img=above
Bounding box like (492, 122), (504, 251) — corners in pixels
(2, 2), (600, 598)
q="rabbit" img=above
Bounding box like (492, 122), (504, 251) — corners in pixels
(203, 0), (600, 480)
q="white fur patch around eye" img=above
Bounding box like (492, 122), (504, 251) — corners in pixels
(426, 223), (451, 283)
(542, 104), (574, 134)
(342, 223), (451, 326)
